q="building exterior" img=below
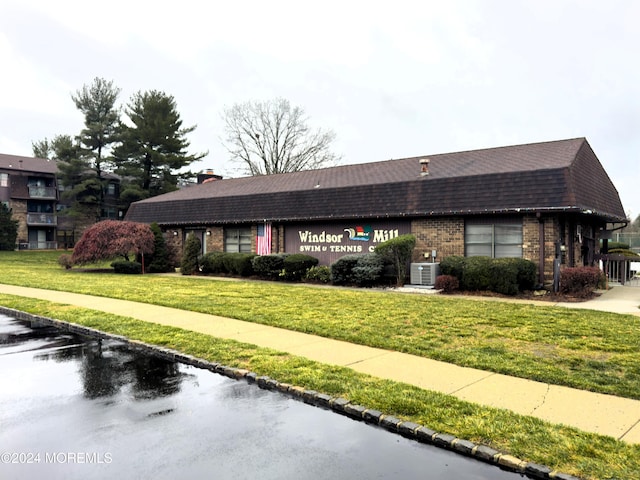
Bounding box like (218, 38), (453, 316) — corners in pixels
(0, 153), (59, 249)
(0, 153), (123, 250)
(124, 138), (627, 285)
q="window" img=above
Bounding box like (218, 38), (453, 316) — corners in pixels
(225, 227), (252, 253)
(0, 173), (8, 187)
(465, 218), (522, 258)
(106, 183), (117, 195)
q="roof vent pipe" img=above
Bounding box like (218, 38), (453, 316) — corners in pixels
(420, 158), (430, 176)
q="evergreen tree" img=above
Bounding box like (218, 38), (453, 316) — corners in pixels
(0, 204), (18, 250)
(72, 77), (121, 181)
(114, 90), (206, 204)
(146, 222), (173, 273)
(180, 233), (201, 275)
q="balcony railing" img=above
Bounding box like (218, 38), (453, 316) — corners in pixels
(26, 213), (57, 226)
(28, 186), (57, 198)
(17, 241), (58, 250)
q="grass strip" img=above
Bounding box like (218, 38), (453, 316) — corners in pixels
(1, 293), (639, 480)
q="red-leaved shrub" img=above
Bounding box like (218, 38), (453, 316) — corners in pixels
(435, 274), (459, 293)
(559, 266), (602, 297)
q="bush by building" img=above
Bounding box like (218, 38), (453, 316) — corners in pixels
(252, 253), (290, 280)
(222, 253), (256, 276)
(281, 254), (319, 281)
(180, 234), (201, 275)
(374, 234), (416, 287)
(330, 255), (362, 285)
(434, 274), (459, 293)
(559, 266), (603, 297)
(200, 252), (228, 274)
(111, 260), (142, 274)
(440, 255), (538, 295)
(303, 265), (332, 284)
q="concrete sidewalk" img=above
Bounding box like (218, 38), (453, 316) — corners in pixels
(1, 283), (639, 444)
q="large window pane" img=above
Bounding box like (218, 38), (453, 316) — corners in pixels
(225, 227), (252, 253)
(465, 219), (522, 258)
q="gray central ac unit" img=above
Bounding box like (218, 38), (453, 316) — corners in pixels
(410, 262), (440, 286)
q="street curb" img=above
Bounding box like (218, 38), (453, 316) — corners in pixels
(1, 306), (582, 480)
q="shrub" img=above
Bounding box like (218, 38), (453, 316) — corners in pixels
(181, 234), (201, 275)
(146, 223), (174, 273)
(607, 248), (640, 258)
(200, 252), (227, 274)
(252, 254), (290, 280)
(560, 266), (602, 297)
(352, 253), (385, 287)
(488, 259), (520, 296)
(513, 258), (538, 290)
(606, 241), (630, 250)
(461, 256), (493, 291)
(303, 265), (332, 284)
(0, 203), (18, 250)
(434, 275), (459, 293)
(374, 234), (416, 287)
(439, 256), (537, 295)
(223, 253), (256, 276)
(111, 260), (142, 274)
(330, 255), (361, 285)
(58, 254), (74, 270)
(439, 256), (466, 281)
(282, 254), (319, 281)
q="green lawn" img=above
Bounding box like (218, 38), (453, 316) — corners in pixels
(1, 250), (640, 479)
(2, 250), (640, 400)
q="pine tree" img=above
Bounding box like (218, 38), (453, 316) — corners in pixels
(0, 204), (18, 250)
(114, 90), (205, 202)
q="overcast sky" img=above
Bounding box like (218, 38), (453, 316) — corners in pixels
(1, 0), (638, 219)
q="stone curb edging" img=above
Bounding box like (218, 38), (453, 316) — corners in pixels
(1, 307), (581, 480)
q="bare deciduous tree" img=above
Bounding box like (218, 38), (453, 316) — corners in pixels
(222, 98), (340, 175)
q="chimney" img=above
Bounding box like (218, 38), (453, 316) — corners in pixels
(420, 158), (430, 176)
(197, 169), (223, 184)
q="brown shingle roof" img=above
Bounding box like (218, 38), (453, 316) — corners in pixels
(125, 138), (627, 225)
(0, 153), (59, 174)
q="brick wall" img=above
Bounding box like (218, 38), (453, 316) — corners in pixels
(205, 226), (224, 252)
(411, 218), (465, 262)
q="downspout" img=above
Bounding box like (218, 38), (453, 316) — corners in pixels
(538, 214), (545, 287)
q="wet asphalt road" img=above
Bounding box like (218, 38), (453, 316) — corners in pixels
(0, 313), (527, 480)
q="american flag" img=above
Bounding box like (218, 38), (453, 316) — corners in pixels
(256, 222), (271, 255)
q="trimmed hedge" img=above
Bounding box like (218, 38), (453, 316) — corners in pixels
(330, 255), (361, 285)
(282, 254), (319, 281)
(352, 253), (385, 287)
(200, 252), (228, 274)
(111, 260), (142, 274)
(252, 253), (290, 280)
(440, 255), (538, 295)
(222, 253), (257, 277)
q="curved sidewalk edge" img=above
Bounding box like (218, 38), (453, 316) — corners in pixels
(1, 283), (639, 445)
